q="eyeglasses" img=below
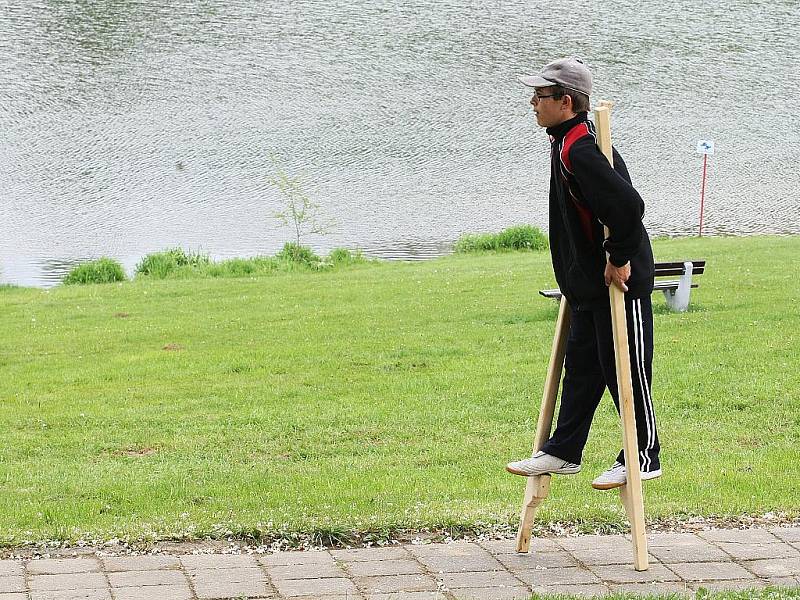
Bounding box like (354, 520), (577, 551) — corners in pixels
(530, 93), (560, 104)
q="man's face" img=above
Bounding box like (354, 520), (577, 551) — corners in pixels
(530, 86), (569, 128)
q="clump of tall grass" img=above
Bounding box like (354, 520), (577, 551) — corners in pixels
(276, 242), (321, 267)
(131, 244), (370, 280)
(62, 258), (127, 285)
(273, 243), (369, 272)
(454, 225), (548, 253)
(134, 248), (210, 279)
(206, 257), (279, 278)
(328, 247), (366, 266)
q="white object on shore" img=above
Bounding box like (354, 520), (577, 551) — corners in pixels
(696, 139), (715, 155)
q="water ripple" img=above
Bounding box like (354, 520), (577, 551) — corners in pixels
(1, 0), (799, 286)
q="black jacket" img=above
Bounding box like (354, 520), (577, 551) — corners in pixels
(547, 113), (654, 310)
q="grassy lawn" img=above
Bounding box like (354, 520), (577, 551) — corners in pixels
(0, 236), (798, 546)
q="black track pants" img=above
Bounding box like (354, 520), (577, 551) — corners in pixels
(541, 295), (661, 472)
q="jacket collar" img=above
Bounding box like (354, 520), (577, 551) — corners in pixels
(547, 112), (589, 141)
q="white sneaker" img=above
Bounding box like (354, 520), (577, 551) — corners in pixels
(591, 462), (663, 490)
(506, 451), (581, 477)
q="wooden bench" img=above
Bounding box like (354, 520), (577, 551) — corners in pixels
(539, 260), (706, 312)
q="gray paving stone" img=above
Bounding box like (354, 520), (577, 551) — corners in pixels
(0, 593), (27, 600)
(112, 585), (193, 600)
(571, 546), (656, 566)
(743, 557), (800, 577)
(717, 541), (800, 560)
(27, 558), (101, 575)
(436, 569), (523, 589)
(515, 566), (600, 586)
(191, 566), (266, 583)
(30, 572), (108, 591)
(588, 564), (680, 584)
(558, 535), (630, 552)
(768, 576), (800, 586)
(771, 527), (800, 543)
(366, 591), (447, 600)
(29, 590), (112, 600)
(532, 583), (610, 596)
(261, 550), (336, 567)
(192, 574), (271, 599)
(367, 593), (447, 600)
(413, 553), (503, 574)
(346, 559), (424, 577)
(292, 596), (364, 600)
(479, 538), (561, 555)
(0, 575), (25, 593)
(496, 550), (577, 571)
(699, 528), (779, 544)
(269, 560), (347, 579)
(646, 532), (706, 547)
(331, 547), (410, 562)
(406, 542), (485, 558)
(648, 540), (730, 563)
(354, 574), (438, 594)
(0, 561), (23, 577)
(690, 579), (767, 592)
(610, 581), (691, 595)
(179, 553), (258, 570)
(102, 555), (180, 572)
(108, 569), (186, 588)
(273, 576), (359, 597)
(669, 561), (757, 581)
(450, 587), (531, 600)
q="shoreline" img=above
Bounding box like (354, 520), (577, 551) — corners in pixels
(4, 233), (800, 290)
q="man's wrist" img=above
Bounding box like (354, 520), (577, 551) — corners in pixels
(609, 256), (628, 268)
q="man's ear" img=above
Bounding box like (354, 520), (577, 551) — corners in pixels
(561, 94), (573, 112)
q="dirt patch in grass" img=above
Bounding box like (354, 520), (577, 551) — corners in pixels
(113, 447), (158, 457)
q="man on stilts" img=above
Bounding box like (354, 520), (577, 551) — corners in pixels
(506, 57), (661, 489)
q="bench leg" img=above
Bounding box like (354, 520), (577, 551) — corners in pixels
(662, 261), (694, 312)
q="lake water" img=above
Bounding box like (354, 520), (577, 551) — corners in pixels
(2, 0), (799, 287)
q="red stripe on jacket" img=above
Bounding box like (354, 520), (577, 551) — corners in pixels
(559, 122), (595, 242)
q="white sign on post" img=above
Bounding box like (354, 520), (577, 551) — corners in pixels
(696, 139), (715, 155)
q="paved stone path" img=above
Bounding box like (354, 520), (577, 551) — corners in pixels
(3, 527), (800, 599)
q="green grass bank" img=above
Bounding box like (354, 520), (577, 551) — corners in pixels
(0, 236), (798, 546)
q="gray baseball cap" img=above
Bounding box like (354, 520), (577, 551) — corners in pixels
(518, 57), (592, 96)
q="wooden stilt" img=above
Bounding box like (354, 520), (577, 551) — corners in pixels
(515, 296), (570, 553)
(619, 484), (648, 568)
(594, 102), (649, 571)
(515, 475), (551, 552)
